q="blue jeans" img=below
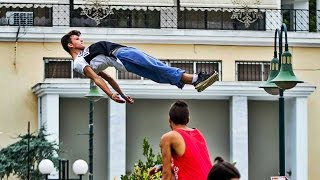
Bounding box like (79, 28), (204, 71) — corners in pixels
(114, 47), (185, 89)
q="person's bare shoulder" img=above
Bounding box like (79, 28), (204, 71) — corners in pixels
(161, 131), (179, 140)
(160, 131), (181, 146)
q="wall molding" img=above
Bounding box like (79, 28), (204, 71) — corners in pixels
(1, 27), (320, 47)
(32, 79), (316, 100)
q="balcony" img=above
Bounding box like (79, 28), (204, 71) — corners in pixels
(0, 2), (318, 32)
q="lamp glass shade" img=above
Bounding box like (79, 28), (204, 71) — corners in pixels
(73, 159), (88, 175)
(259, 57), (280, 95)
(85, 84), (103, 102)
(274, 81), (298, 90)
(264, 87), (280, 95)
(271, 50), (303, 90)
(38, 159), (54, 175)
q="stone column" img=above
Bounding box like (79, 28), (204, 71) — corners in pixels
(230, 96), (249, 180)
(285, 97), (308, 180)
(39, 94), (60, 145)
(39, 94), (60, 179)
(108, 101), (126, 179)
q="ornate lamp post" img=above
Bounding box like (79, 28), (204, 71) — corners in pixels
(85, 80), (103, 180)
(260, 24), (303, 176)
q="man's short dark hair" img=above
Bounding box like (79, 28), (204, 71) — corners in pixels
(169, 100), (189, 125)
(61, 30), (81, 54)
(207, 157), (241, 180)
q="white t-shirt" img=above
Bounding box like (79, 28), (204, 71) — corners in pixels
(73, 54), (127, 75)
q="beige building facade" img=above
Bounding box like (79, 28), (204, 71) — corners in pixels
(0, 0), (319, 179)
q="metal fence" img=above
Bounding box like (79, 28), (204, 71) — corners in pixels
(0, 3), (318, 32)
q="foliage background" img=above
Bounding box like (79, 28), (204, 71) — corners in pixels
(121, 138), (162, 180)
(0, 127), (60, 180)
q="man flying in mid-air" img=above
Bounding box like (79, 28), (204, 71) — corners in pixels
(61, 30), (219, 104)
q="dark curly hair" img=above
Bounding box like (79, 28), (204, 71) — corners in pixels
(61, 30), (81, 54)
(207, 157), (241, 180)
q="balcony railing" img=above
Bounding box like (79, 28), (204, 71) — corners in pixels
(0, 3), (319, 32)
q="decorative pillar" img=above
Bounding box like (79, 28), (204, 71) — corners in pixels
(285, 97), (308, 180)
(230, 96), (249, 180)
(108, 100), (126, 179)
(39, 94), (60, 179)
(39, 94), (60, 145)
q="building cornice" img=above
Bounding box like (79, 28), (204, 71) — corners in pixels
(31, 79), (316, 100)
(1, 26), (320, 47)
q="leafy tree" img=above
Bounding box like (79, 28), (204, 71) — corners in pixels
(309, 0), (317, 32)
(0, 127), (60, 180)
(121, 138), (162, 180)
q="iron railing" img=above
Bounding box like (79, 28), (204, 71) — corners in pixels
(0, 3), (319, 32)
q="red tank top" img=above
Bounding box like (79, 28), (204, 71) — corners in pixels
(172, 128), (212, 180)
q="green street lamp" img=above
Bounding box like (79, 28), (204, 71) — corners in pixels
(259, 37), (281, 95)
(85, 80), (103, 102)
(85, 80), (103, 180)
(270, 28), (303, 90)
(260, 24), (303, 176)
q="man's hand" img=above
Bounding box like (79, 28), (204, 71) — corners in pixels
(111, 93), (135, 104)
(97, 71), (134, 104)
(111, 93), (126, 103)
(148, 164), (162, 177)
(122, 95), (134, 104)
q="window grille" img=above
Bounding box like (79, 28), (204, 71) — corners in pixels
(6, 11), (33, 26)
(44, 58), (86, 79)
(236, 61), (270, 81)
(117, 60), (221, 80)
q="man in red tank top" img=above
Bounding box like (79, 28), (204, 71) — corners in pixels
(149, 100), (212, 180)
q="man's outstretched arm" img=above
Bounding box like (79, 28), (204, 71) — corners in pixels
(83, 66), (125, 103)
(160, 133), (175, 180)
(98, 71), (134, 104)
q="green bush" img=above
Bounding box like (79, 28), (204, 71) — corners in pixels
(121, 138), (162, 180)
(0, 127), (59, 180)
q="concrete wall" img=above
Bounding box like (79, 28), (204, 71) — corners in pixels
(248, 101), (278, 180)
(125, 99), (230, 172)
(59, 98), (109, 179)
(0, 42), (61, 147)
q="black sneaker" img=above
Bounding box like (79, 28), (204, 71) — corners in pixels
(192, 71), (219, 92)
